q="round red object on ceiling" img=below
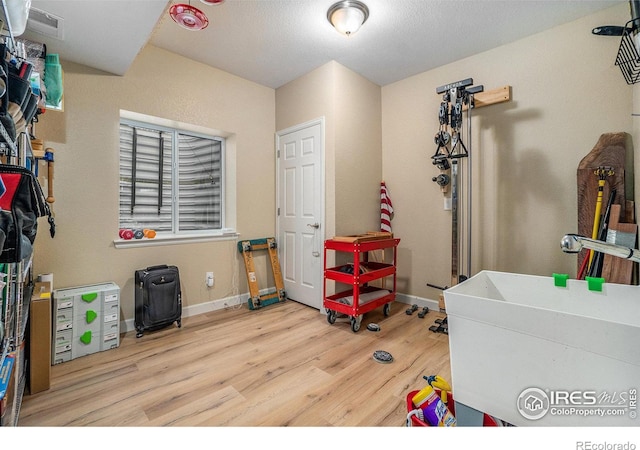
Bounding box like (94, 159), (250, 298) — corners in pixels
(169, 3), (209, 31)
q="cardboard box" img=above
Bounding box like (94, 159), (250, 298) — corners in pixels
(29, 281), (52, 394)
(444, 270), (640, 427)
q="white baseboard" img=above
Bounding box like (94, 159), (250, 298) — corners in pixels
(394, 293), (440, 312)
(121, 291), (441, 333)
(121, 292), (248, 333)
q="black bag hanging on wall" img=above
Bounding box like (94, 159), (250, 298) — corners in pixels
(0, 164), (54, 262)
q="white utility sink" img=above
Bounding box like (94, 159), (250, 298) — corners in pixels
(444, 270), (640, 427)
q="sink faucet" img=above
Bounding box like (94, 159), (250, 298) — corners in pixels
(560, 234), (640, 264)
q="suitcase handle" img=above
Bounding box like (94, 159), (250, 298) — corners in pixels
(147, 264), (169, 271)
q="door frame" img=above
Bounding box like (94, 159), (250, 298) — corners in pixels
(275, 116), (326, 311)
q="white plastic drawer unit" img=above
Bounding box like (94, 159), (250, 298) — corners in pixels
(444, 270), (640, 427)
(52, 282), (121, 364)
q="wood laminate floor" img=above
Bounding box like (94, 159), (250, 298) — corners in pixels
(18, 300), (451, 427)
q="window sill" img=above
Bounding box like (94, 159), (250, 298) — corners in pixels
(113, 230), (239, 249)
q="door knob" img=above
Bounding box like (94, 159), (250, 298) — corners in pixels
(307, 222), (320, 229)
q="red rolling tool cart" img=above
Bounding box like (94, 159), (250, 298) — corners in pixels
(323, 233), (400, 332)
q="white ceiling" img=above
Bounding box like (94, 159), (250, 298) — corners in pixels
(17, 0), (628, 89)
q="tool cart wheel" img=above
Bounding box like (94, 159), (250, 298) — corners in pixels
(350, 315), (362, 332)
(327, 310), (336, 324)
(383, 303), (391, 317)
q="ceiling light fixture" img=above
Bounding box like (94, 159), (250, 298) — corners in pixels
(169, 2), (209, 31)
(327, 0), (369, 37)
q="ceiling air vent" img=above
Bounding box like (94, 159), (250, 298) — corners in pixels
(26, 7), (64, 40)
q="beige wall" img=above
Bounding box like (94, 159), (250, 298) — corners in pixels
(334, 63), (383, 236)
(275, 61), (382, 240)
(382, 3), (633, 300)
(33, 45), (276, 325)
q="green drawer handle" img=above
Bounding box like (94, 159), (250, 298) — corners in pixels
(86, 310), (97, 324)
(585, 276), (605, 292)
(552, 273), (569, 287)
(81, 293), (98, 303)
(80, 331), (92, 345)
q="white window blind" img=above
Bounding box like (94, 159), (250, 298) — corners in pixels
(119, 119), (224, 234)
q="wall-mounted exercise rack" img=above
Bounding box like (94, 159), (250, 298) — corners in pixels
(427, 79), (511, 321)
(431, 80), (512, 285)
(431, 78), (483, 289)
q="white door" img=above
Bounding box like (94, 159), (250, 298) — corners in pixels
(276, 118), (324, 310)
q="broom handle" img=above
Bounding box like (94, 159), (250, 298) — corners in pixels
(588, 167), (614, 269)
(587, 180), (605, 269)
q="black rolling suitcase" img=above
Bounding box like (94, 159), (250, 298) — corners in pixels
(135, 265), (182, 338)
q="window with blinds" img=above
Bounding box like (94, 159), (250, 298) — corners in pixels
(119, 119), (224, 235)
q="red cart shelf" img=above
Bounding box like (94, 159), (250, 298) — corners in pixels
(323, 236), (400, 332)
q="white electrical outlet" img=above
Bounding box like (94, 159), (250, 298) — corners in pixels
(206, 272), (214, 287)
